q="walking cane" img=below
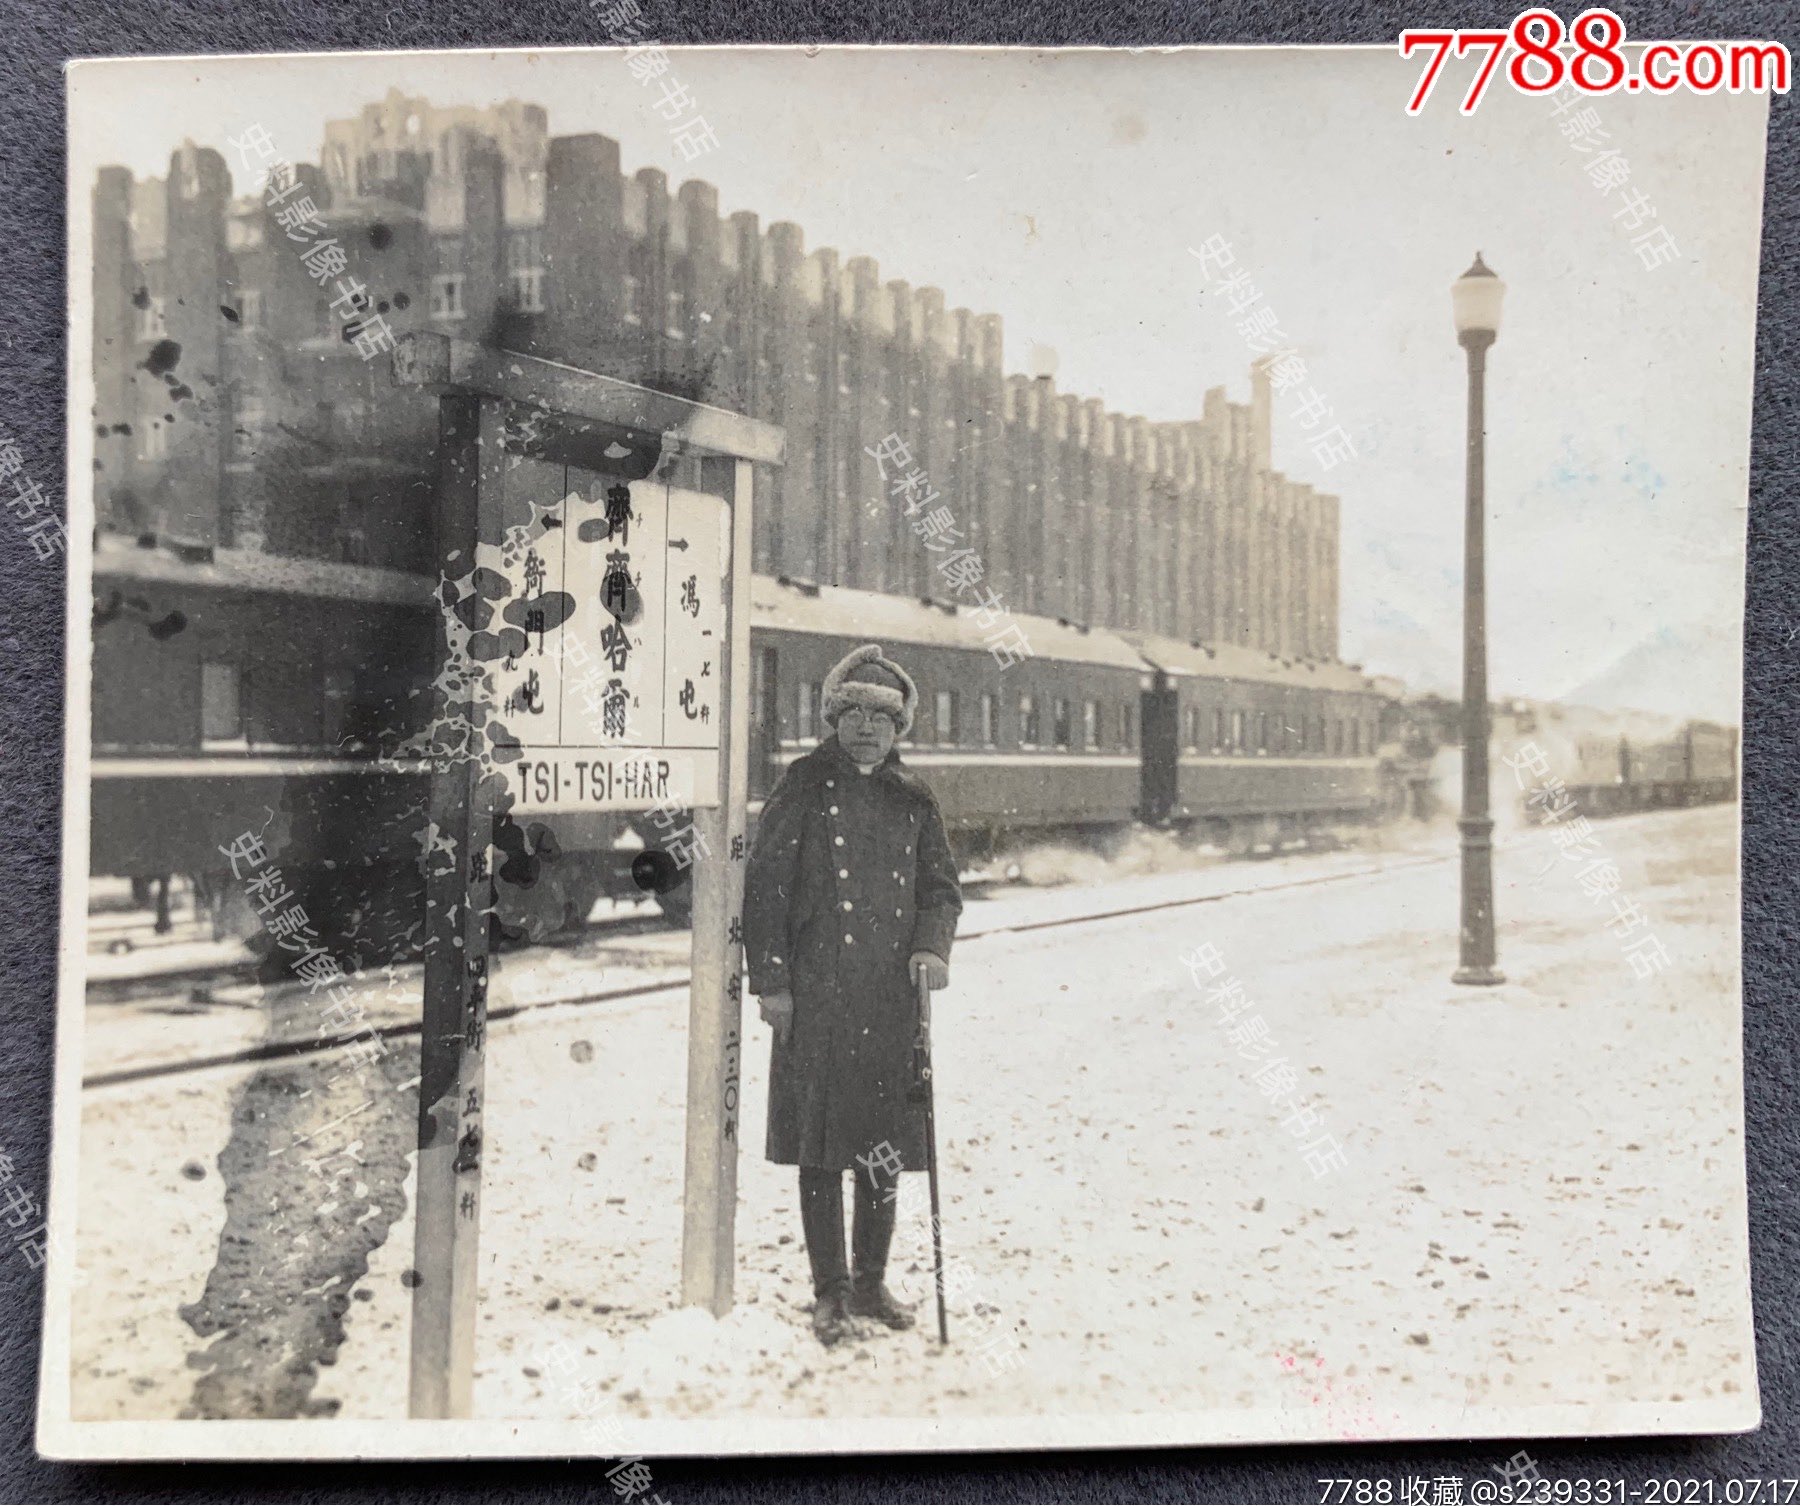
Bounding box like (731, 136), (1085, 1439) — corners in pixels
(913, 968), (949, 1345)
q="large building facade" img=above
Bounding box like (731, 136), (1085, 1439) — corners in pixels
(91, 90), (1340, 661)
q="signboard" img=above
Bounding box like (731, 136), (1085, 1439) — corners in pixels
(393, 334), (779, 1418)
(486, 470), (729, 812)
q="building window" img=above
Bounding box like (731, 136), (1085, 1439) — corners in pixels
(979, 692), (997, 747)
(1019, 693), (1039, 748)
(798, 680), (821, 742)
(666, 284), (687, 339)
(231, 392), (266, 459)
(430, 274), (465, 321)
(135, 295), (167, 342)
(1083, 698), (1100, 749)
(510, 267), (546, 312)
(803, 337), (820, 385)
(226, 217), (264, 251)
(622, 273), (642, 325)
(234, 288), (263, 330)
(1352, 721), (1363, 755)
(506, 229), (545, 312)
(201, 662), (243, 744)
(935, 689), (959, 745)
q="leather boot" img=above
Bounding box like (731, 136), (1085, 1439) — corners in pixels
(849, 1164), (915, 1329)
(799, 1168), (858, 1345)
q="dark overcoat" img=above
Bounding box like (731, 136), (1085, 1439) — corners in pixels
(744, 735), (963, 1171)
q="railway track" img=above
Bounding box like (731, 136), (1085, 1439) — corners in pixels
(82, 849), (1449, 1091)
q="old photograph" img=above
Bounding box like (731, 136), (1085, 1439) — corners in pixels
(41, 40), (1765, 1460)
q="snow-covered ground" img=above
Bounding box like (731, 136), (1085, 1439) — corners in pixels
(66, 804), (1754, 1443)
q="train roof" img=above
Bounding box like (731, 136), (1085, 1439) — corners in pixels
(751, 575), (1149, 672)
(1501, 698), (1734, 740)
(1127, 630), (1381, 694)
(95, 535), (434, 606)
(94, 535), (1388, 694)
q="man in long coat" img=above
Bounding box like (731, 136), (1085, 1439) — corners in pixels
(744, 643), (963, 1345)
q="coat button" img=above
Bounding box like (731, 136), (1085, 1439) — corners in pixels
(826, 779), (835, 788)
(896, 908), (903, 917)
(900, 877), (907, 886)
(838, 868), (849, 879)
(842, 901), (853, 912)
(835, 836), (845, 846)
(844, 933), (855, 945)
(905, 845), (912, 854)
(830, 805), (839, 815)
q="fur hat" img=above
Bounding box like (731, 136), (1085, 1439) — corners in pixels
(822, 643), (918, 737)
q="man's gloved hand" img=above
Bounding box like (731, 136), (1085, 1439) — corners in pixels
(759, 990), (793, 1045)
(908, 951), (949, 991)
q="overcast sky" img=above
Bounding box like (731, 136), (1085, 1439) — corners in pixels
(69, 46), (1768, 720)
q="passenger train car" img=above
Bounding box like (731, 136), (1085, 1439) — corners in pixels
(85, 534), (1421, 956)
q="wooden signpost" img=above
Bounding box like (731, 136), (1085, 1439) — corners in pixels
(392, 334), (782, 1419)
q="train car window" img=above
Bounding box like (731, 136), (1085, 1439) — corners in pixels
(1054, 697), (1072, 749)
(1019, 693), (1039, 748)
(798, 680), (821, 742)
(1083, 698), (1100, 749)
(1212, 707), (1225, 752)
(1182, 706), (1196, 750)
(1257, 712), (1269, 753)
(980, 692), (998, 747)
(1296, 715), (1308, 752)
(201, 662), (244, 745)
(1120, 701), (1136, 751)
(1231, 708), (1245, 751)
(935, 689), (960, 745)
(753, 646), (779, 732)
(1351, 721), (1362, 755)
(322, 667), (354, 749)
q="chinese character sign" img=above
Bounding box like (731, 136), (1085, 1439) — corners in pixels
(485, 467), (730, 813)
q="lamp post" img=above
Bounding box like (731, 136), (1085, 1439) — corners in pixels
(1451, 253), (1505, 986)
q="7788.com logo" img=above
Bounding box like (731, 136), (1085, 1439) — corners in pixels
(1401, 7), (1790, 115)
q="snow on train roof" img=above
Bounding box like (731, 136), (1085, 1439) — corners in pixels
(751, 575), (1148, 672)
(1127, 629), (1380, 694)
(94, 535), (433, 605)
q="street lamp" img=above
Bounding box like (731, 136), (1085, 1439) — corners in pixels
(1451, 253), (1505, 986)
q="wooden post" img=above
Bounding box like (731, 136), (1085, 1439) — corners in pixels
(409, 394), (505, 1417)
(680, 456), (755, 1314)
